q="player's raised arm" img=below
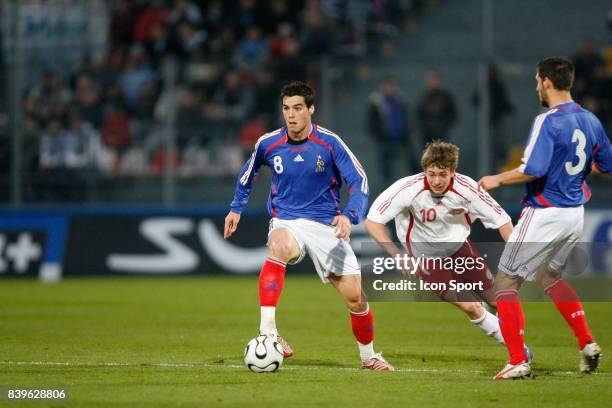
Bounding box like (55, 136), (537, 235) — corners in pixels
(226, 136), (266, 238)
(478, 169), (536, 192)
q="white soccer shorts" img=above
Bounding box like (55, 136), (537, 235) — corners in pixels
(498, 206), (584, 281)
(268, 217), (361, 283)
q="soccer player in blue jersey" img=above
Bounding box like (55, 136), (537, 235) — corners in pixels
(224, 81), (394, 371)
(479, 57), (612, 380)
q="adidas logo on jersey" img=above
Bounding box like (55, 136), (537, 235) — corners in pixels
(293, 154), (304, 162)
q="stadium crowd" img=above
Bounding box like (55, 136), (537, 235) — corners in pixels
(14, 0), (612, 186)
(19, 0), (424, 179)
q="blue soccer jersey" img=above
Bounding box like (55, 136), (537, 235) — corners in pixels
(230, 124), (369, 225)
(518, 101), (612, 207)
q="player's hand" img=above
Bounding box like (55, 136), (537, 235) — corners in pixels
(332, 215), (351, 240)
(477, 175), (500, 192)
(224, 211), (241, 239)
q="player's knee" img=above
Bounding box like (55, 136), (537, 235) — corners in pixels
(344, 292), (366, 312)
(537, 266), (561, 287)
(268, 237), (298, 262)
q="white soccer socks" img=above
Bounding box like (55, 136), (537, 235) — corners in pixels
(471, 309), (505, 344)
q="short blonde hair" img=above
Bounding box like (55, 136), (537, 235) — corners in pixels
(421, 140), (459, 171)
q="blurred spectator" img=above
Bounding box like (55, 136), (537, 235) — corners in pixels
(64, 113), (107, 170)
(367, 0), (421, 36)
(118, 46), (155, 110)
(74, 74), (104, 129)
(147, 23), (171, 68)
(24, 70), (72, 125)
(417, 71), (458, 144)
(102, 104), (133, 157)
(110, 0), (138, 48)
(200, 0), (228, 37)
(167, 0), (203, 28)
(572, 37), (612, 133)
(259, 0), (298, 35)
(39, 117), (69, 170)
(270, 22), (298, 58)
(367, 76), (418, 184)
(472, 65), (515, 169)
(302, 0), (333, 55)
(173, 21), (207, 62)
(273, 36), (307, 84)
(88, 52), (118, 92)
(208, 27), (238, 64)
(176, 89), (207, 148)
(183, 48), (222, 90)
(232, 0), (261, 37)
(572, 38), (605, 101)
(133, 0), (169, 43)
(205, 70), (255, 139)
(237, 26), (269, 70)
(22, 116), (41, 174)
(252, 67), (280, 127)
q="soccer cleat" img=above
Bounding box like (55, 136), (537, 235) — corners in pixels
(524, 345), (534, 364)
(579, 342), (601, 374)
(362, 352), (395, 371)
(494, 361), (531, 380)
(276, 335), (294, 359)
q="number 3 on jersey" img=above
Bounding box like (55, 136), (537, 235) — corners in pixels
(565, 129), (587, 176)
(273, 155), (284, 174)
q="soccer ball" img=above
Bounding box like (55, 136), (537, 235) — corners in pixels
(243, 335), (284, 373)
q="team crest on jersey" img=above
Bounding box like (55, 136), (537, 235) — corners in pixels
(315, 155), (325, 172)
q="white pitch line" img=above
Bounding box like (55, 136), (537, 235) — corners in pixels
(0, 361), (609, 377)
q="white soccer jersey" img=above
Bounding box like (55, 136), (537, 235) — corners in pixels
(367, 173), (511, 256)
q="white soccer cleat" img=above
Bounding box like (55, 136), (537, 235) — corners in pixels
(580, 342), (601, 374)
(494, 361), (531, 380)
(362, 352), (395, 371)
(276, 335), (294, 359)
(260, 332), (294, 359)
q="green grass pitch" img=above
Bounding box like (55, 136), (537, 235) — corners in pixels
(1, 276), (611, 407)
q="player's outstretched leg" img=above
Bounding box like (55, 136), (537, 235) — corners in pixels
(330, 274), (395, 371)
(259, 228), (300, 358)
(450, 301), (505, 344)
(543, 276), (600, 373)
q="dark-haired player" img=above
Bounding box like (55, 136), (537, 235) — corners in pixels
(225, 81), (394, 370)
(479, 57), (612, 380)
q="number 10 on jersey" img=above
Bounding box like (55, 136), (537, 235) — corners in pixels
(419, 208), (437, 223)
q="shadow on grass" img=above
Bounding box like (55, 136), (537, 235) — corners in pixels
(388, 351), (499, 364)
(286, 359), (347, 368)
